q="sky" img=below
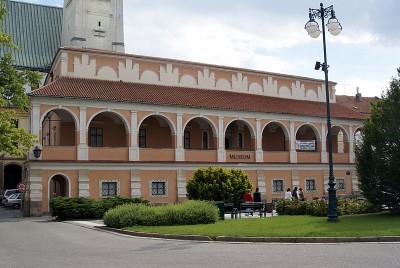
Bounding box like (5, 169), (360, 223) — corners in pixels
(18, 0), (400, 97)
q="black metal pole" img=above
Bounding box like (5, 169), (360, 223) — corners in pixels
(320, 3), (339, 222)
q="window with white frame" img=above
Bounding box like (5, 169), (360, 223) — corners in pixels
(336, 178), (345, 191)
(100, 180), (120, 197)
(272, 179), (284, 193)
(305, 178), (317, 192)
(150, 180), (167, 197)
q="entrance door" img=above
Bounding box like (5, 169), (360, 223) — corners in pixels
(49, 175), (68, 199)
(4, 165), (22, 190)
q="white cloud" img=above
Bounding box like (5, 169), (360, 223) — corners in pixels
(335, 77), (388, 97)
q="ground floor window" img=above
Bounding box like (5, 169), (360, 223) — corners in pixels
(336, 178), (345, 191)
(272, 179), (284, 193)
(150, 180), (167, 197)
(100, 180), (119, 197)
(305, 178), (316, 192)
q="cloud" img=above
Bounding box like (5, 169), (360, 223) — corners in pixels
(335, 77), (388, 97)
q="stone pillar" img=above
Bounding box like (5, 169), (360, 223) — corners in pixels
(28, 169), (43, 217)
(217, 116), (226, 162)
(129, 110), (139, 161)
(78, 169), (90, 197)
(78, 107), (88, 160)
(255, 119), (263, 162)
(291, 169), (299, 189)
(175, 113), (184, 161)
(256, 169), (266, 201)
(351, 169), (359, 195)
(130, 169), (141, 197)
(289, 120), (297, 163)
(323, 169), (329, 196)
(349, 125), (355, 163)
(177, 169), (187, 202)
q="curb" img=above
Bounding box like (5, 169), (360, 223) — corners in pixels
(95, 226), (400, 243)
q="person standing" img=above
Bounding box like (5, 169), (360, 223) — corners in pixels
(292, 187), (299, 200)
(253, 187), (261, 202)
(243, 189), (253, 216)
(298, 188), (305, 201)
(284, 188), (292, 200)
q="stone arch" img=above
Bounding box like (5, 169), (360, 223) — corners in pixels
(329, 125), (350, 153)
(183, 116), (218, 150)
(138, 114), (176, 149)
(261, 121), (290, 151)
(41, 107), (78, 146)
(249, 83), (263, 94)
(216, 78), (231, 90)
(180, 74), (197, 87)
(97, 66), (118, 80)
(47, 173), (70, 211)
(295, 123), (321, 152)
(305, 89), (318, 101)
(140, 70), (159, 83)
(224, 119), (256, 151)
(3, 163), (22, 190)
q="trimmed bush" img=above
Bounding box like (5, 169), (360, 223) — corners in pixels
(49, 196), (148, 220)
(275, 198), (379, 217)
(103, 200), (219, 228)
(186, 167), (253, 206)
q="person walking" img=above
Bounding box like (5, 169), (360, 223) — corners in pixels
(243, 189), (253, 216)
(298, 188), (305, 201)
(284, 188), (292, 200)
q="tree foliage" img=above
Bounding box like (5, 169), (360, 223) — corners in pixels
(355, 68), (400, 214)
(0, 3), (42, 156)
(186, 166), (253, 206)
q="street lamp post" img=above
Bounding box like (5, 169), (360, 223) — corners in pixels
(305, 3), (342, 222)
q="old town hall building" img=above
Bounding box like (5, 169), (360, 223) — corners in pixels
(3, 0), (371, 216)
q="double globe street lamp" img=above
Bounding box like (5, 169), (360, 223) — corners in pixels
(305, 3), (342, 222)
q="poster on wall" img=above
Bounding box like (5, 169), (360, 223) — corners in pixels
(295, 140), (315, 151)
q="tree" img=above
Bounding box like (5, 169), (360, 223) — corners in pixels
(355, 68), (400, 214)
(0, 3), (42, 156)
(186, 166), (253, 206)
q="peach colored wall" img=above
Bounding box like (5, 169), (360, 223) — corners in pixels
(93, 56), (119, 74)
(264, 170), (292, 202)
(333, 153), (349, 163)
(89, 114), (127, 147)
(140, 117), (173, 148)
(185, 150), (217, 162)
(298, 170), (323, 200)
(137, 61), (161, 79)
(140, 170), (178, 203)
(140, 149), (175, 161)
(89, 170), (131, 199)
(226, 151), (255, 163)
(263, 151), (290, 163)
(42, 146), (77, 161)
(61, 122), (76, 146)
(214, 70), (233, 83)
(89, 147), (129, 161)
(179, 66), (199, 78)
(246, 74), (263, 85)
(297, 152), (321, 163)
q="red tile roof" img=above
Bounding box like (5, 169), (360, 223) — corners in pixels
(30, 77), (366, 120)
(336, 95), (378, 115)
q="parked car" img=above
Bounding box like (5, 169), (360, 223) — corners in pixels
(4, 192), (22, 209)
(1, 189), (19, 206)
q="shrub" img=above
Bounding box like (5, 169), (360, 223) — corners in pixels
(186, 167), (252, 206)
(103, 200), (219, 228)
(49, 196), (148, 220)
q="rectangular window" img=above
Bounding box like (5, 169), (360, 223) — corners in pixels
(184, 131), (190, 149)
(151, 181), (166, 196)
(337, 178), (345, 191)
(202, 131), (209, 149)
(90, 127), (103, 147)
(306, 179), (316, 192)
(238, 132), (244, 150)
(139, 129), (146, 148)
(101, 181), (117, 197)
(272, 179), (284, 193)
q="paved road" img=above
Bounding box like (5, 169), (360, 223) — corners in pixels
(1, 207), (400, 268)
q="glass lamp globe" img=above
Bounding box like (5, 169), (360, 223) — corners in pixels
(309, 30), (321, 38)
(329, 23), (342, 36)
(327, 17), (340, 31)
(305, 19), (320, 34)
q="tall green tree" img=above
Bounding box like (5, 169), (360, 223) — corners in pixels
(0, 2), (42, 156)
(355, 68), (400, 214)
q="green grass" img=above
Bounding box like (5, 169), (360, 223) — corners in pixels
(125, 212), (400, 238)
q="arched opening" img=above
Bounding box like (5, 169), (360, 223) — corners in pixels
(296, 125), (319, 152)
(138, 115), (174, 149)
(3, 164), (22, 190)
(262, 122), (289, 151)
(42, 109), (76, 146)
(225, 120), (254, 151)
(88, 112), (128, 147)
(328, 126), (349, 153)
(184, 117), (216, 150)
(49, 175), (68, 199)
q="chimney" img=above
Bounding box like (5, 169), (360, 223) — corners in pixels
(355, 87), (362, 102)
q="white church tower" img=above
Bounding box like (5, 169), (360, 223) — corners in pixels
(61, 0), (125, 53)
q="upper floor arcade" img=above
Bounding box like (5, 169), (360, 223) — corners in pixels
(29, 100), (364, 165)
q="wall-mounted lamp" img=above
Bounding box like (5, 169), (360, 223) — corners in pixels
(33, 146), (42, 159)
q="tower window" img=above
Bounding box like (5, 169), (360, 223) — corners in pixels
(98, 21), (101, 27)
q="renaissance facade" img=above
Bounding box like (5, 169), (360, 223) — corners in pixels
(26, 46), (366, 216)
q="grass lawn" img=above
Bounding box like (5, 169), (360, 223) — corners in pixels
(125, 212), (400, 238)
